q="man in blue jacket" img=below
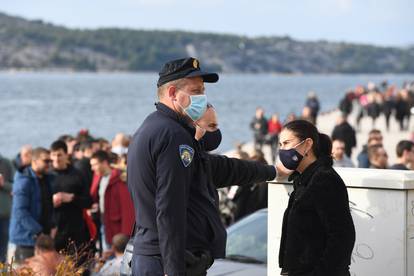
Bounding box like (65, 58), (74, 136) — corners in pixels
(128, 57), (277, 276)
(9, 147), (54, 263)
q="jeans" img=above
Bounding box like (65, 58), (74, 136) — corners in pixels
(14, 245), (34, 264)
(100, 224), (111, 251)
(0, 217), (9, 263)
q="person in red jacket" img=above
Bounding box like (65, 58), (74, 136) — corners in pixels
(89, 150), (135, 251)
(267, 113), (283, 164)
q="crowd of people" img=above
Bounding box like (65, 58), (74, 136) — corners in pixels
(332, 80), (414, 170)
(248, 80), (414, 170)
(0, 130), (134, 275)
(250, 92), (320, 164)
(332, 126), (414, 170)
(339, 81), (414, 131)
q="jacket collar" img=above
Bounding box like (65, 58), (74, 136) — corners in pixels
(20, 166), (38, 179)
(91, 168), (123, 199)
(156, 102), (196, 136)
(23, 166), (49, 185)
(289, 160), (321, 187)
(27, 166), (37, 179)
(108, 169), (121, 186)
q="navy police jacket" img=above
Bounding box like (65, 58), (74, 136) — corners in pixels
(127, 103), (276, 276)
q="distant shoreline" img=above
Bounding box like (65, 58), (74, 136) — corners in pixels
(2, 12), (413, 74)
(1, 69), (414, 77)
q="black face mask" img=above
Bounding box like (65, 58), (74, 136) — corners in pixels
(201, 129), (222, 152)
(278, 140), (305, 170)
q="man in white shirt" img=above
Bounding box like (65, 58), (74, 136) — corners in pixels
(90, 151), (134, 253)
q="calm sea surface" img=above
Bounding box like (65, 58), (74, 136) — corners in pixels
(1, 72), (413, 158)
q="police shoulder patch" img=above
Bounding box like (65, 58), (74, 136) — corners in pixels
(179, 145), (194, 168)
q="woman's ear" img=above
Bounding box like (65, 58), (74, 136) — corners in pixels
(304, 138), (314, 156)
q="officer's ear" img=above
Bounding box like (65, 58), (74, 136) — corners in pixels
(166, 85), (178, 101)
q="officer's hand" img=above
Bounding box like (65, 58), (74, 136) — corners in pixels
(0, 174), (4, 188)
(275, 162), (292, 181)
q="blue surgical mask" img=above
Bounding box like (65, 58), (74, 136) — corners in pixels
(181, 94), (208, 121)
(278, 140), (305, 170)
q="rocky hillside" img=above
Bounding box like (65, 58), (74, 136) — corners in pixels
(0, 12), (413, 73)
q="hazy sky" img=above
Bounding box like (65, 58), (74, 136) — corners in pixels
(1, 0), (413, 47)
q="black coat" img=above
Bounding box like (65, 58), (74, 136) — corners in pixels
(279, 160), (355, 276)
(338, 98), (352, 116)
(73, 157), (93, 189)
(306, 98), (320, 117)
(128, 103), (196, 276)
(331, 122), (357, 157)
(232, 181), (268, 222)
(51, 165), (92, 251)
(382, 99), (394, 116)
(395, 99), (410, 120)
(367, 102), (381, 119)
(250, 117), (268, 140)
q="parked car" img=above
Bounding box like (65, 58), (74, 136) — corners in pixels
(207, 209), (268, 276)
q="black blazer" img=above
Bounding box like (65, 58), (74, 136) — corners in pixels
(279, 160), (355, 276)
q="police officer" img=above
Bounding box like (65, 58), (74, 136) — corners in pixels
(127, 57), (278, 276)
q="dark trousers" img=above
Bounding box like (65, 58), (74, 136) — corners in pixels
(14, 245), (34, 263)
(132, 255), (164, 276)
(283, 270), (350, 276)
(132, 253), (211, 276)
(399, 118), (404, 130)
(0, 217), (9, 263)
(254, 139), (264, 151)
(384, 113), (391, 131)
(265, 134), (279, 164)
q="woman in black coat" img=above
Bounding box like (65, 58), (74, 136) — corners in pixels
(277, 120), (355, 276)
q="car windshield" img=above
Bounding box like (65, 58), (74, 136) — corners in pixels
(225, 209), (267, 263)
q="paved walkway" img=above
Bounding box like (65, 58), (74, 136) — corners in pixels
(225, 109), (414, 166)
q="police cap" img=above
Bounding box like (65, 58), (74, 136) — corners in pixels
(157, 57), (219, 87)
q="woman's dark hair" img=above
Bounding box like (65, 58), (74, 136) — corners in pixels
(283, 120), (333, 166)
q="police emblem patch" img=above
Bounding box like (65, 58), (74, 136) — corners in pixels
(193, 59), (199, 69)
(179, 145), (194, 167)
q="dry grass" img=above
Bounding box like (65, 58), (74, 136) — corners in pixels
(0, 242), (96, 276)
